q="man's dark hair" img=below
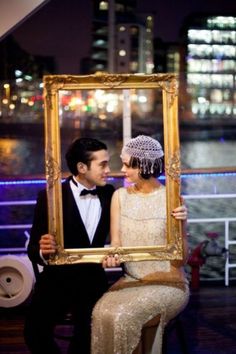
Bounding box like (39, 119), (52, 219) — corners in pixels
(129, 156), (165, 180)
(65, 138), (107, 175)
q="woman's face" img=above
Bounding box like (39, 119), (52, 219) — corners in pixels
(120, 153), (140, 184)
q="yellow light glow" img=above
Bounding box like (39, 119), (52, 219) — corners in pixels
(99, 113), (106, 120)
(138, 95), (147, 103)
(69, 97), (82, 107)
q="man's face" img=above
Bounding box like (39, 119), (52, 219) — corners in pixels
(83, 149), (110, 188)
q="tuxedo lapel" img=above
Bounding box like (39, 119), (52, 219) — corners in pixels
(91, 188), (109, 247)
(62, 180), (91, 248)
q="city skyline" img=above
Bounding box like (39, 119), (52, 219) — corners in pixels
(4, 0), (236, 73)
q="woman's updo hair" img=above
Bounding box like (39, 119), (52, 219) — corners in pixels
(121, 135), (165, 180)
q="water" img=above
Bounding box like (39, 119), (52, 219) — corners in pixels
(181, 140), (236, 169)
(1, 135), (236, 176)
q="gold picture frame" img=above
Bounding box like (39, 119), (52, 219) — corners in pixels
(43, 73), (183, 265)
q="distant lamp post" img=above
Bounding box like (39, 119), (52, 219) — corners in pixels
(3, 83), (10, 102)
(3, 84), (10, 117)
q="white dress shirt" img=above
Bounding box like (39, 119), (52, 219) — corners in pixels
(70, 177), (102, 244)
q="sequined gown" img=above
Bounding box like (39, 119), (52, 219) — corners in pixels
(92, 186), (189, 354)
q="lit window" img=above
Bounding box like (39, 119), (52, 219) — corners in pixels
(211, 30), (236, 44)
(223, 89), (231, 100)
(197, 97), (207, 104)
(207, 16), (236, 30)
(188, 44), (212, 57)
(94, 39), (106, 46)
(130, 61), (138, 71)
(95, 64), (104, 70)
(210, 89), (223, 103)
(119, 50), (126, 56)
(119, 26), (126, 32)
(99, 1), (108, 10)
(15, 70), (22, 77)
(130, 26), (138, 35)
(146, 62), (154, 74)
(188, 29), (212, 43)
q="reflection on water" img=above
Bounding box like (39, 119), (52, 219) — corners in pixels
(0, 137), (44, 176)
(181, 140), (236, 169)
(1, 136), (236, 176)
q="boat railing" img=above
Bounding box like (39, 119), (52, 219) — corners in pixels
(0, 186), (236, 286)
(184, 194), (236, 286)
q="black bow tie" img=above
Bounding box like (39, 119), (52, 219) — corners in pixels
(70, 178), (98, 196)
(80, 188), (98, 196)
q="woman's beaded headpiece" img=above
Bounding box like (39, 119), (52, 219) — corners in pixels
(121, 135), (164, 174)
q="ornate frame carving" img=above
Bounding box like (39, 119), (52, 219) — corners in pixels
(43, 73), (183, 265)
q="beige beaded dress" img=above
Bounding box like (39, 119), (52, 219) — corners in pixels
(91, 186), (189, 354)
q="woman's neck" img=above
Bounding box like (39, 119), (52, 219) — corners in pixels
(133, 178), (161, 194)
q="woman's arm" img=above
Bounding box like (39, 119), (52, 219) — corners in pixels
(171, 199), (189, 267)
(110, 190), (121, 247)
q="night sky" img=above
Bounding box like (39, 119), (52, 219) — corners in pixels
(10, 0), (236, 73)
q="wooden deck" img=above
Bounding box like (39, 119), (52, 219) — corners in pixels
(0, 284), (236, 354)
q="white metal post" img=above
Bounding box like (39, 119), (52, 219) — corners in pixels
(123, 89), (131, 145)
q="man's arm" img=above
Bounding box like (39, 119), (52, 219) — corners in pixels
(27, 190), (52, 265)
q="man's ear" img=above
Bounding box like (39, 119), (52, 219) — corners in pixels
(77, 162), (88, 174)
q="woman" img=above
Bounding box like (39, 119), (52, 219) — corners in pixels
(91, 135), (189, 354)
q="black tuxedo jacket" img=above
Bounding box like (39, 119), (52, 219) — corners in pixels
(28, 177), (114, 268)
(25, 178), (115, 352)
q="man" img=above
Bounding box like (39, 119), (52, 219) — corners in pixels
(24, 138), (115, 354)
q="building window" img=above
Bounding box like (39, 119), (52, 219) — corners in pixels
(130, 61), (138, 71)
(207, 16), (236, 29)
(99, 1), (108, 10)
(119, 50), (126, 57)
(147, 16), (153, 23)
(130, 26), (138, 35)
(95, 64), (105, 70)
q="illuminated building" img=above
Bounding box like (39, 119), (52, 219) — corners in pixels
(184, 15), (236, 120)
(89, 0), (154, 74)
